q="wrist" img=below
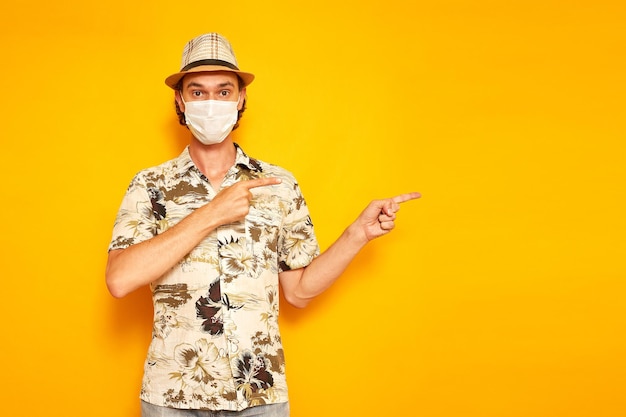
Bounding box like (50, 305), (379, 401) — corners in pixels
(193, 203), (220, 235)
(344, 221), (370, 248)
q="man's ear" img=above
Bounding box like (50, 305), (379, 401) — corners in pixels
(175, 90), (185, 112)
(238, 88), (247, 110)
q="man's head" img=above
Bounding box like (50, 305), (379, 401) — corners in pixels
(166, 33), (254, 128)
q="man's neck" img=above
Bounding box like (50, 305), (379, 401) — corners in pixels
(188, 137), (237, 190)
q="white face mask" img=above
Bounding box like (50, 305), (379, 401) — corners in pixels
(181, 96), (240, 145)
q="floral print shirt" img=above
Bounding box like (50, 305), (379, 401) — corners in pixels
(109, 144), (320, 411)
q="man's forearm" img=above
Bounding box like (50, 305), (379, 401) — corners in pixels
(105, 206), (219, 298)
(286, 222), (369, 307)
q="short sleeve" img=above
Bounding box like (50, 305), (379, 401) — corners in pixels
(277, 182), (320, 272)
(108, 173), (159, 252)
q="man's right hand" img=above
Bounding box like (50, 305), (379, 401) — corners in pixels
(207, 177), (282, 225)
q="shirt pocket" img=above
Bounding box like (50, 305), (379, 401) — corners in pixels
(245, 205), (282, 275)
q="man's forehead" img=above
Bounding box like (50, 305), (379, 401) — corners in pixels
(181, 71), (239, 88)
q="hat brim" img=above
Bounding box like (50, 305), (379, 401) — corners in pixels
(165, 65), (255, 89)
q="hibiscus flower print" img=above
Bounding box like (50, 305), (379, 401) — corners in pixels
(234, 351), (274, 400)
(196, 279), (223, 336)
(154, 305), (185, 340)
(218, 236), (257, 279)
(281, 216), (317, 268)
(171, 339), (231, 391)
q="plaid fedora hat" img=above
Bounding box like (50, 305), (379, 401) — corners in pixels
(165, 33), (255, 89)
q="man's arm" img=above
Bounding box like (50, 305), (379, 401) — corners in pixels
(105, 177), (281, 298)
(279, 192), (421, 308)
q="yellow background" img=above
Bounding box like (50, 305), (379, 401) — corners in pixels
(1, 1), (624, 416)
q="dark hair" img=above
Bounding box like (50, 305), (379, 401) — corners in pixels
(174, 74), (247, 129)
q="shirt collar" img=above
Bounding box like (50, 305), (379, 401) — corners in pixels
(173, 143), (263, 178)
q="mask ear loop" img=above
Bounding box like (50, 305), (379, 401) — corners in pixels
(178, 91), (189, 125)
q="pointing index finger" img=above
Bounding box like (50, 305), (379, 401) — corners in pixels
(244, 177), (282, 190)
(392, 192), (421, 204)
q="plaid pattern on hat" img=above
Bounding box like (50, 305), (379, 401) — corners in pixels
(165, 33), (254, 89)
(180, 33), (239, 70)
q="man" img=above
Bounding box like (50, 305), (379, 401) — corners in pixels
(106, 33), (420, 417)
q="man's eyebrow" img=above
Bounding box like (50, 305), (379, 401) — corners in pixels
(184, 81), (235, 89)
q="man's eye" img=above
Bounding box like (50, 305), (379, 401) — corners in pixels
(192, 91), (202, 97)
(220, 91), (230, 97)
